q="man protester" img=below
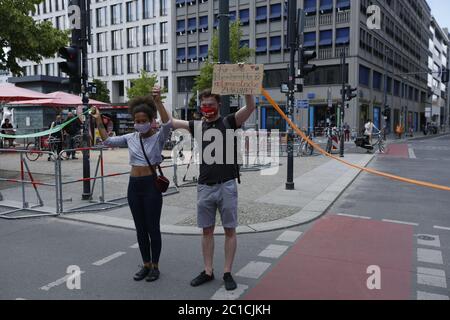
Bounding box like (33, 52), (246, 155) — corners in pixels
(172, 89), (256, 291)
(63, 112), (82, 160)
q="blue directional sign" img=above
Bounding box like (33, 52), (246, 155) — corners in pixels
(296, 99), (309, 109)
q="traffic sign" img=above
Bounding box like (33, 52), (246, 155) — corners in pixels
(296, 99), (309, 109)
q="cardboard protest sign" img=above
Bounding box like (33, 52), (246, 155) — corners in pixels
(212, 64), (264, 95)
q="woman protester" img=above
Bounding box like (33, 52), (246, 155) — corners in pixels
(91, 86), (172, 282)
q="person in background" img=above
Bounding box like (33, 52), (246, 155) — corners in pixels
(344, 122), (351, 142)
(1, 118), (15, 148)
(48, 115), (64, 161)
(63, 112), (82, 160)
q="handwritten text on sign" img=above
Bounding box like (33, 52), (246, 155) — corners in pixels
(212, 64), (264, 95)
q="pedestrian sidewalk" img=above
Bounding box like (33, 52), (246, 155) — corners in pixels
(59, 153), (374, 235)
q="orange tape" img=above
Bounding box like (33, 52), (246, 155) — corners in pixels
(261, 89), (450, 192)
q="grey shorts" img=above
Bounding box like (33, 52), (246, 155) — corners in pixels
(197, 179), (238, 229)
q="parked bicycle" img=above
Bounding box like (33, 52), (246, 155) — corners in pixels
(25, 133), (82, 162)
(299, 132), (315, 156)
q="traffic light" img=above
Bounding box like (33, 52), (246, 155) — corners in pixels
(345, 85), (357, 101)
(298, 48), (317, 78)
(58, 46), (81, 93)
(441, 67), (449, 84)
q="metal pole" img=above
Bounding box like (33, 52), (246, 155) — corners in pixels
(54, 154), (60, 214)
(81, 0), (91, 200)
(339, 51), (346, 158)
(218, 0), (230, 116)
(286, 0), (297, 190)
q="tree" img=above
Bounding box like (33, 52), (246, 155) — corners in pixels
(90, 79), (110, 103)
(0, 0), (69, 75)
(127, 69), (166, 100)
(193, 20), (254, 92)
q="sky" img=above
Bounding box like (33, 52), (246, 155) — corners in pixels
(427, 0), (450, 31)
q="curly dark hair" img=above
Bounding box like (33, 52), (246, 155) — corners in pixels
(128, 95), (157, 121)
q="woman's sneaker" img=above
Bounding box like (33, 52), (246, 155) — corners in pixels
(223, 273), (237, 291)
(190, 271), (214, 287)
(133, 266), (150, 281)
(146, 268), (160, 282)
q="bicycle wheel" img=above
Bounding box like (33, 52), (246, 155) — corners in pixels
(25, 142), (41, 161)
(307, 142), (314, 156)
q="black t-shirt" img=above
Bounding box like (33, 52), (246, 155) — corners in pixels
(65, 118), (81, 136)
(189, 114), (240, 184)
(1, 123), (13, 134)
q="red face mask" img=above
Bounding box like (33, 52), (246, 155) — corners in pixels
(200, 106), (218, 119)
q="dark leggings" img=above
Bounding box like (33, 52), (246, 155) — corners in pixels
(127, 175), (163, 264)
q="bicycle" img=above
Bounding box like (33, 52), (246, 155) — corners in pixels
(325, 126), (339, 154)
(299, 132), (315, 156)
(25, 135), (68, 161)
(371, 129), (386, 154)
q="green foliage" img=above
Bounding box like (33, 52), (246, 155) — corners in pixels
(127, 70), (166, 100)
(0, 0), (69, 75)
(90, 79), (110, 103)
(193, 20), (254, 92)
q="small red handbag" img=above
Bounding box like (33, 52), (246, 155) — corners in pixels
(140, 137), (170, 193)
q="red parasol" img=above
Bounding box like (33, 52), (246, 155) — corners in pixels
(0, 83), (49, 102)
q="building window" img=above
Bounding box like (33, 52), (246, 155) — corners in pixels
(270, 4), (282, 21)
(240, 40), (250, 48)
(320, 0), (333, 13)
(97, 32), (107, 52)
(177, 20), (186, 34)
(127, 27), (139, 48)
(319, 30), (332, 46)
(394, 80), (400, 96)
(96, 7), (107, 27)
(256, 38), (267, 55)
(359, 65), (370, 87)
(111, 4), (122, 25)
(199, 16), (208, 31)
(112, 30), (123, 50)
(143, 24), (156, 46)
(239, 9), (250, 25)
(56, 15), (65, 30)
(143, 0), (155, 19)
(160, 22), (168, 43)
(143, 51), (156, 72)
(373, 71), (382, 90)
(176, 0), (186, 8)
(337, 0), (350, 10)
(112, 55), (123, 75)
(97, 57), (108, 76)
(199, 45), (208, 60)
(161, 49), (168, 70)
(304, 0), (317, 15)
(269, 36), (282, 52)
(160, 76), (169, 92)
(304, 32), (316, 48)
(256, 6), (267, 23)
(126, 1), (138, 22)
(335, 28), (350, 45)
(127, 53), (139, 74)
(188, 46), (197, 62)
(177, 47), (186, 63)
(187, 17), (197, 33)
(304, 65), (348, 85)
(160, 0), (168, 16)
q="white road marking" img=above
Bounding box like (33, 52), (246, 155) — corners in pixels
(276, 231), (302, 242)
(417, 235), (441, 248)
(130, 243), (139, 249)
(434, 225), (450, 231)
(408, 147), (417, 159)
(417, 248), (444, 265)
(417, 291), (449, 300)
(382, 219), (419, 226)
(417, 268), (447, 289)
(15, 298), (27, 300)
(40, 271), (85, 291)
(236, 261), (271, 279)
(258, 244), (289, 259)
(211, 284), (249, 300)
(337, 213), (371, 220)
(92, 252), (126, 266)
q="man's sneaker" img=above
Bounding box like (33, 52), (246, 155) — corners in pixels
(223, 273), (237, 291)
(190, 271), (214, 287)
(133, 266), (150, 281)
(146, 268), (160, 282)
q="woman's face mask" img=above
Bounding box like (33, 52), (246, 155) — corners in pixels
(134, 122), (151, 134)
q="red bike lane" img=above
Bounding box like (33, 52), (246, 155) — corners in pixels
(243, 215), (415, 300)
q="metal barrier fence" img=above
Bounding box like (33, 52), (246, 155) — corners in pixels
(0, 148), (60, 219)
(57, 147), (180, 214)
